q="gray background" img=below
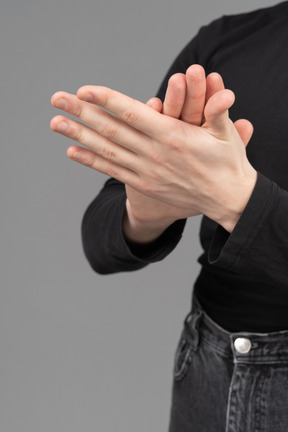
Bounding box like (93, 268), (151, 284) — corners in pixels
(1, 0), (274, 431)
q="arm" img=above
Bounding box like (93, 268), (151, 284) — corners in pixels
(122, 65), (220, 246)
(80, 65), (224, 273)
(81, 65), (217, 273)
(50, 80), (256, 275)
(202, 172), (287, 287)
(81, 177), (187, 274)
(51, 30), (210, 274)
(52, 8), (288, 289)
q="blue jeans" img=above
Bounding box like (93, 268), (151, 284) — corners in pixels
(168, 295), (288, 432)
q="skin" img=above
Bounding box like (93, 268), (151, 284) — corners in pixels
(50, 65), (257, 244)
(124, 66), (254, 243)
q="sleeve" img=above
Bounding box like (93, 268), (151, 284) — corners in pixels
(206, 170), (288, 287)
(80, 29), (208, 274)
(81, 178), (186, 274)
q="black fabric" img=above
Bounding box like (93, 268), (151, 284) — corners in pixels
(81, 1), (288, 332)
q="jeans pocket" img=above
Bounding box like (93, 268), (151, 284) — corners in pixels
(173, 330), (194, 381)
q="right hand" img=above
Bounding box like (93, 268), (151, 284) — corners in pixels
(123, 65), (254, 244)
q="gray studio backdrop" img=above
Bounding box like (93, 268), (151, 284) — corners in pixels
(1, 0), (274, 431)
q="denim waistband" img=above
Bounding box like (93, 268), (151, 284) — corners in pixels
(183, 296), (288, 365)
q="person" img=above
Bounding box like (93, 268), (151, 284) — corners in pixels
(50, 1), (288, 430)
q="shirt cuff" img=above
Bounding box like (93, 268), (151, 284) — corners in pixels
(118, 198), (187, 263)
(207, 171), (279, 270)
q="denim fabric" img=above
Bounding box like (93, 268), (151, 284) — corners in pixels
(168, 296), (288, 432)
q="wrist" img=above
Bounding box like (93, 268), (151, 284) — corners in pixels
(122, 199), (177, 244)
(215, 168), (258, 234)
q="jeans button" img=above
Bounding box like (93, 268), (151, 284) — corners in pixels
(234, 337), (252, 354)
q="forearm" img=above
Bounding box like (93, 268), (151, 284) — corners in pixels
(81, 179), (147, 274)
(81, 178), (186, 274)
(206, 171), (288, 287)
(122, 198), (178, 244)
(212, 169), (258, 234)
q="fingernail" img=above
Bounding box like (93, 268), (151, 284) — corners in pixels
(82, 92), (93, 102)
(58, 121), (68, 132)
(55, 98), (68, 110)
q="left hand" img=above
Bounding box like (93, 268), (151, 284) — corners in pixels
(50, 84), (257, 232)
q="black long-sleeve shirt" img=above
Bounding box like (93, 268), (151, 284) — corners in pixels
(81, 1), (288, 332)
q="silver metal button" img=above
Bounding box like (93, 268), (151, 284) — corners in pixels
(234, 337), (252, 354)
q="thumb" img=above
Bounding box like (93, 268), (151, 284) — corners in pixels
(233, 119), (254, 147)
(204, 89), (235, 134)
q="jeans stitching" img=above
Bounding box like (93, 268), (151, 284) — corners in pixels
(225, 363), (238, 432)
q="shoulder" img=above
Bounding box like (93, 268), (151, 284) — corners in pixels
(200, 2), (287, 38)
(192, 2), (288, 64)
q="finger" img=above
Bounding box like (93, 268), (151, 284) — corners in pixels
(162, 73), (186, 118)
(76, 86), (166, 139)
(50, 114), (142, 171)
(51, 91), (147, 154)
(204, 89), (235, 132)
(180, 64), (206, 125)
(66, 145), (139, 186)
(234, 119), (254, 147)
(205, 73), (225, 103)
(202, 73), (225, 124)
(146, 97), (163, 112)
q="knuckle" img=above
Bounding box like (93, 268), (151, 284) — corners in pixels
(66, 94), (84, 118)
(73, 126), (84, 143)
(106, 165), (119, 179)
(85, 156), (95, 169)
(101, 123), (118, 140)
(151, 151), (164, 165)
(101, 145), (117, 161)
(122, 107), (140, 124)
(70, 124), (83, 142)
(139, 181), (154, 197)
(81, 152), (95, 169)
(165, 133), (182, 151)
(75, 102), (84, 118)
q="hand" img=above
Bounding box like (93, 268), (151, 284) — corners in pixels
(52, 65), (221, 244)
(146, 66), (253, 141)
(50, 71), (257, 237)
(123, 65), (240, 242)
(50, 66), (232, 243)
(123, 66), (254, 242)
